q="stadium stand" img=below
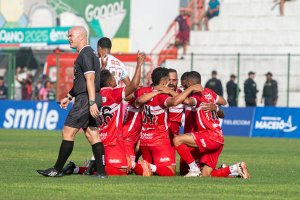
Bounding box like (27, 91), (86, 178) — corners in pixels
(165, 0), (300, 107)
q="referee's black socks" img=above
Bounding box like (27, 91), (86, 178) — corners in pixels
(92, 142), (106, 175)
(54, 140), (74, 171)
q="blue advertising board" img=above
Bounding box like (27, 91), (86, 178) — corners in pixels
(221, 107), (255, 137)
(251, 107), (300, 138)
(0, 101), (71, 130)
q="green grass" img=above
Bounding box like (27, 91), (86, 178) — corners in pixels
(0, 129), (300, 200)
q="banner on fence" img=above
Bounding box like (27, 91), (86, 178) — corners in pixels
(0, 101), (71, 130)
(252, 107), (300, 138)
(221, 107), (255, 137)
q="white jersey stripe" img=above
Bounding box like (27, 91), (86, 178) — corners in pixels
(128, 112), (139, 132)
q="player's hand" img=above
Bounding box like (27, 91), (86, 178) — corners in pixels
(89, 104), (100, 118)
(192, 84), (204, 92)
(201, 102), (217, 112)
(156, 85), (170, 95)
(100, 54), (108, 70)
(60, 97), (70, 110)
(137, 51), (146, 66)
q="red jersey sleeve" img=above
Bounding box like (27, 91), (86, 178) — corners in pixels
(158, 93), (171, 109)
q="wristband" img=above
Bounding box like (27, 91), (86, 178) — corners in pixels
(65, 95), (72, 101)
(89, 100), (96, 106)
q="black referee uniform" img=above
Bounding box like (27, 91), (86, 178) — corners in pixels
(65, 46), (102, 128)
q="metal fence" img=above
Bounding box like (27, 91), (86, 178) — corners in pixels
(1, 50), (299, 107)
(156, 52), (300, 107)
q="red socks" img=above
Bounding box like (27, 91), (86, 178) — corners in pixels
(105, 167), (127, 176)
(78, 167), (87, 174)
(134, 163), (143, 175)
(211, 167), (231, 177)
(175, 144), (195, 164)
(155, 166), (175, 176)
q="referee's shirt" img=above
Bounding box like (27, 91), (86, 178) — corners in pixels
(73, 46), (100, 96)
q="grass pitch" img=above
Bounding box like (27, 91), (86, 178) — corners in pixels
(0, 129), (299, 200)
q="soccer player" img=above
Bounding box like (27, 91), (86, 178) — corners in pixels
(123, 86), (152, 169)
(179, 71), (225, 175)
(97, 37), (130, 86)
(168, 68), (184, 142)
(63, 52), (146, 176)
(173, 71), (250, 178)
(133, 68), (203, 176)
(37, 26), (106, 178)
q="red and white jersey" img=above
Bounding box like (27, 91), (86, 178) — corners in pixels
(190, 88), (224, 144)
(168, 89), (184, 135)
(138, 88), (171, 146)
(98, 87), (125, 145)
(183, 105), (198, 133)
(123, 87), (153, 144)
(101, 54), (129, 86)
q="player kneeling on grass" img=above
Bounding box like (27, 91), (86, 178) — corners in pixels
(133, 68), (203, 176)
(62, 52), (146, 176)
(173, 71), (250, 178)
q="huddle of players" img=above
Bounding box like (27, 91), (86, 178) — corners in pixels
(62, 37), (250, 178)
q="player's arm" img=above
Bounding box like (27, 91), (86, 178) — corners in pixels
(166, 84), (203, 107)
(201, 103), (225, 118)
(135, 90), (162, 108)
(122, 77), (131, 86)
(85, 72), (100, 118)
(124, 52), (146, 97)
(216, 95), (227, 106)
(156, 85), (178, 97)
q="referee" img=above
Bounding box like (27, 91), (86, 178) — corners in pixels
(37, 26), (106, 178)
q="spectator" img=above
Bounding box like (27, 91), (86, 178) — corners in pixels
(261, 72), (278, 106)
(226, 74), (240, 106)
(16, 67), (32, 100)
(168, 8), (191, 59)
(14, 66), (26, 100)
(34, 81), (43, 100)
(201, 0), (220, 31)
(273, 0), (285, 16)
(205, 70), (223, 96)
(39, 81), (56, 101)
(244, 71), (258, 107)
(0, 76), (8, 100)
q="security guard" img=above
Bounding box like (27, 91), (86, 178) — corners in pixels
(244, 71), (258, 107)
(226, 74), (239, 106)
(261, 72), (278, 106)
(205, 70), (223, 96)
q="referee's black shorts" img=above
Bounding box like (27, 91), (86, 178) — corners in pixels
(64, 92), (102, 129)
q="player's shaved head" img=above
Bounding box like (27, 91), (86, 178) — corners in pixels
(187, 71), (201, 84)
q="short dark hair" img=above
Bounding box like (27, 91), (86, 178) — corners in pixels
(100, 69), (112, 88)
(187, 71), (201, 84)
(151, 67), (169, 86)
(168, 68), (177, 74)
(0, 76), (4, 80)
(97, 37), (112, 49)
(181, 71), (190, 81)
